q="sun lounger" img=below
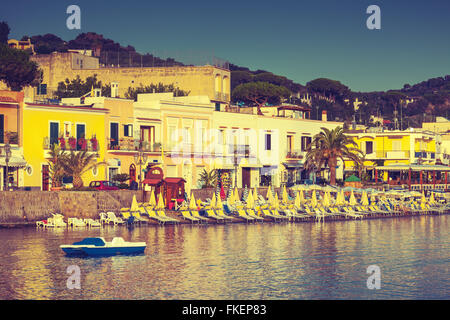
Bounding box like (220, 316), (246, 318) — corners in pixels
(270, 209), (290, 221)
(237, 209), (255, 222)
(181, 211), (201, 223)
(106, 212), (125, 225)
(84, 218), (101, 227)
(261, 209), (282, 222)
(133, 208), (150, 223)
(157, 210), (180, 223)
(143, 209), (169, 224)
(215, 209), (234, 220)
(341, 207), (363, 219)
(206, 210), (226, 223)
(68, 217), (86, 227)
(190, 210), (210, 223)
(246, 209), (265, 222)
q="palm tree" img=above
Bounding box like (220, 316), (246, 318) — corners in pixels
(198, 169), (218, 189)
(47, 143), (66, 188)
(305, 126), (363, 185)
(59, 151), (106, 188)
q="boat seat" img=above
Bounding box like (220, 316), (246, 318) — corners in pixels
(111, 237), (126, 245)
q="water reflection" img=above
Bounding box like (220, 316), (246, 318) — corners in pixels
(0, 215), (449, 299)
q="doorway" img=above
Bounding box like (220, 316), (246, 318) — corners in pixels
(242, 167), (251, 188)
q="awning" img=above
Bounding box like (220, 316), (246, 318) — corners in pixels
(282, 162), (303, 169)
(107, 158), (121, 167)
(142, 178), (163, 185)
(0, 156), (27, 168)
(375, 164), (450, 172)
(165, 178), (186, 184)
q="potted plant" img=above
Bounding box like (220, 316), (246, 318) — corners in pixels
(90, 135), (98, 151)
(59, 136), (66, 150)
(68, 136), (77, 150)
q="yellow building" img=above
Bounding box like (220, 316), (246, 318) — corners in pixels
(344, 129), (439, 186)
(22, 101), (108, 190)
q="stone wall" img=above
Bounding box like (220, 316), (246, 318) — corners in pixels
(0, 190), (143, 224)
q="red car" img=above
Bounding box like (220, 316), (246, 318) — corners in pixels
(89, 181), (119, 190)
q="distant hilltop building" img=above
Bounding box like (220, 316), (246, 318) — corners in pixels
(29, 51), (231, 108)
(7, 38), (35, 54)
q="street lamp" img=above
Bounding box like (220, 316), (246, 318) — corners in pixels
(4, 143), (11, 191)
(134, 150), (148, 190)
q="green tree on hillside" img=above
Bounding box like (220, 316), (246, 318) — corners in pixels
(0, 21), (10, 44)
(54, 74), (110, 99)
(0, 43), (40, 91)
(232, 82), (291, 115)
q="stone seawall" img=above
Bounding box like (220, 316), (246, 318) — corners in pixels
(0, 190), (143, 226)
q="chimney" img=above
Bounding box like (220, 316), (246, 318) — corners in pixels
(111, 82), (119, 98)
(322, 110), (327, 122)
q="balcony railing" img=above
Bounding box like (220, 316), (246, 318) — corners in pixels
(0, 131), (19, 145)
(108, 138), (161, 152)
(44, 136), (99, 152)
(414, 151), (435, 159)
(375, 150), (410, 159)
(286, 149), (304, 159)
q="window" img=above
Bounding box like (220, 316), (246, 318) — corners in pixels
(301, 136), (312, 151)
(265, 133), (272, 151)
(37, 84), (47, 95)
(215, 102), (221, 111)
(287, 135), (293, 153)
(124, 124), (133, 137)
(76, 124), (86, 150)
(365, 141), (373, 154)
(392, 140), (401, 151)
(110, 123), (119, 148)
(49, 121), (59, 146)
(0, 114), (4, 143)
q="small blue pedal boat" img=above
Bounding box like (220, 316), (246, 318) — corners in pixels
(60, 237), (146, 256)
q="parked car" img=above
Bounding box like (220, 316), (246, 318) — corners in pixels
(89, 181), (119, 190)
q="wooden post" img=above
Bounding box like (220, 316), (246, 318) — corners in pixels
(420, 170), (423, 191)
(408, 168), (411, 191)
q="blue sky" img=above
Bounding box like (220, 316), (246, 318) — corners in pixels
(1, 0), (449, 92)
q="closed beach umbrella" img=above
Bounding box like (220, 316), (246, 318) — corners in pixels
(267, 185), (274, 204)
(311, 190), (317, 208)
(273, 192), (280, 209)
(421, 191), (426, 204)
(300, 190), (305, 205)
(189, 193), (197, 210)
(349, 190), (357, 206)
(254, 187), (259, 201)
(246, 189), (255, 209)
(227, 190), (235, 206)
(282, 185), (289, 203)
(428, 192), (435, 204)
(295, 191), (301, 208)
(149, 189), (157, 207)
(370, 193), (377, 204)
(130, 195), (139, 212)
(157, 191), (165, 209)
(322, 191), (330, 207)
(234, 188), (240, 204)
(216, 193), (223, 209)
(210, 192), (217, 208)
(361, 191), (369, 206)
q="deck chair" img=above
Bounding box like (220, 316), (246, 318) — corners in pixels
(270, 209), (290, 221)
(237, 209), (255, 222)
(261, 209), (282, 222)
(145, 209), (170, 224)
(157, 210), (180, 223)
(246, 209), (264, 222)
(106, 212), (125, 225)
(206, 210), (226, 223)
(181, 211), (201, 223)
(215, 208), (234, 220)
(133, 207), (150, 223)
(341, 207), (363, 219)
(190, 210), (210, 223)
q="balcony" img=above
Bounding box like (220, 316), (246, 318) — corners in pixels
(43, 136), (99, 152)
(214, 92), (230, 102)
(0, 131), (19, 146)
(286, 149), (304, 160)
(107, 138), (161, 152)
(374, 150), (410, 159)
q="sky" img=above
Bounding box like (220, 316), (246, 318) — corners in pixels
(1, 0), (450, 92)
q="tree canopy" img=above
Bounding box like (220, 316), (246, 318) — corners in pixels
(0, 43), (40, 91)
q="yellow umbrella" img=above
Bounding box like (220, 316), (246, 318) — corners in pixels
(311, 190), (317, 208)
(157, 191), (165, 209)
(234, 188), (240, 204)
(361, 191), (369, 206)
(216, 193), (223, 210)
(210, 192), (217, 208)
(273, 192), (279, 209)
(282, 185), (289, 203)
(321, 191), (330, 208)
(148, 189), (157, 207)
(267, 185), (274, 204)
(189, 193), (197, 210)
(299, 190), (305, 205)
(246, 189), (255, 209)
(227, 189), (235, 206)
(335, 191), (341, 206)
(349, 190), (357, 206)
(294, 191), (301, 208)
(428, 192), (435, 204)
(130, 195), (139, 212)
